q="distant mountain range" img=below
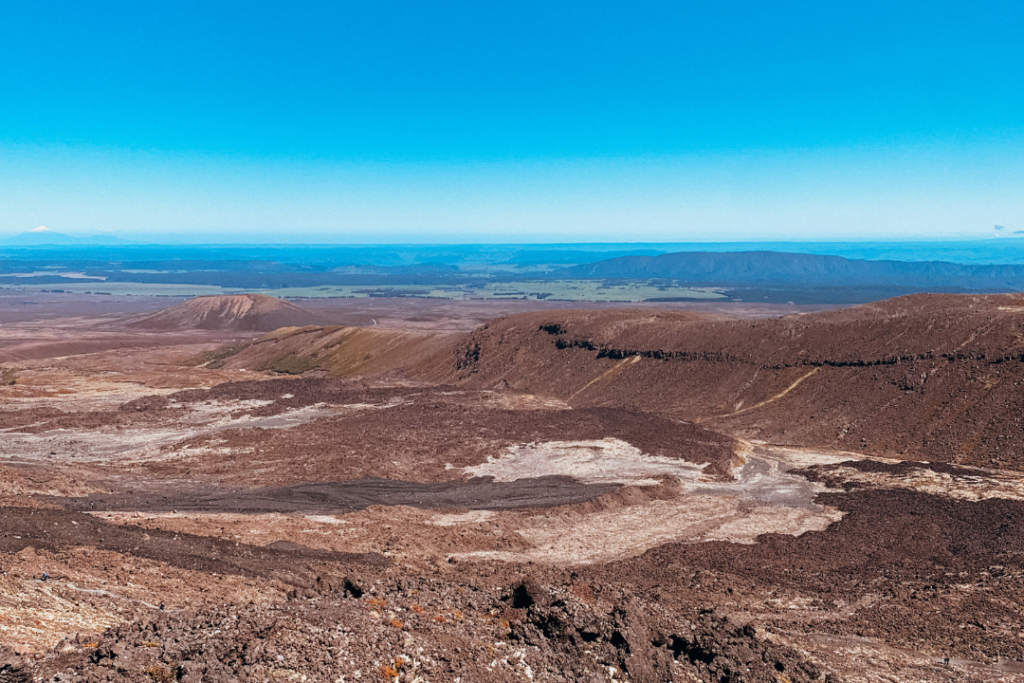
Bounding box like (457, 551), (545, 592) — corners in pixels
(553, 250), (1024, 290)
(0, 227), (133, 246)
(5, 237), (1024, 300)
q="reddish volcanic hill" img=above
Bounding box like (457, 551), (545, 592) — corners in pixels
(125, 294), (327, 332)
(442, 293), (1024, 470)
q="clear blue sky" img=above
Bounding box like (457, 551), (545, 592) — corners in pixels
(2, 0), (1023, 243)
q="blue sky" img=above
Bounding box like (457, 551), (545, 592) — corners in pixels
(2, 0), (1023, 243)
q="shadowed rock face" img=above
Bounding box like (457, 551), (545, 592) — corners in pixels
(125, 294), (327, 331)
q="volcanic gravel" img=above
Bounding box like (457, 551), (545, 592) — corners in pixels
(5, 575), (822, 683)
(7, 293), (1024, 682)
(582, 486), (1024, 663)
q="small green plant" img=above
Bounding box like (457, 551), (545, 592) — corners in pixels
(1, 368), (17, 386)
(261, 354), (314, 375)
(189, 342), (251, 369)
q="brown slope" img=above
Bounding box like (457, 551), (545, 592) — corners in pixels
(442, 293), (1024, 469)
(213, 324), (456, 378)
(125, 293), (327, 332)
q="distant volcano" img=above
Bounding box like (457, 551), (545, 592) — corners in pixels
(125, 294), (328, 332)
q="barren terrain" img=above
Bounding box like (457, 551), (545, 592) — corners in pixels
(2, 291), (1024, 682)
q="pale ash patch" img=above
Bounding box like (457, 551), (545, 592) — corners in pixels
(825, 465), (1024, 502)
(428, 510), (497, 527)
(452, 441), (851, 564)
(453, 496), (843, 565)
(303, 514), (349, 525)
(463, 438), (707, 487)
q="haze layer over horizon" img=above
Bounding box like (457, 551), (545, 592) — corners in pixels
(2, 1), (1022, 243)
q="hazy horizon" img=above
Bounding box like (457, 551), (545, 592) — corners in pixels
(3, 226), (1024, 250)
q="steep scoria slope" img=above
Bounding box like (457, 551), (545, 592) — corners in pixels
(447, 293), (1024, 469)
(125, 294), (327, 332)
(212, 324), (455, 378)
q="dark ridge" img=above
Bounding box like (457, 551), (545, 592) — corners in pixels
(0, 507), (386, 587)
(555, 250), (1024, 291)
(46, 476), (622, 514)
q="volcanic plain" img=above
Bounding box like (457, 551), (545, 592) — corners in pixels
(2, 291), (1024, 682)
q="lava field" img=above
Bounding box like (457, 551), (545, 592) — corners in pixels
(2, 292), (1024, 682)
